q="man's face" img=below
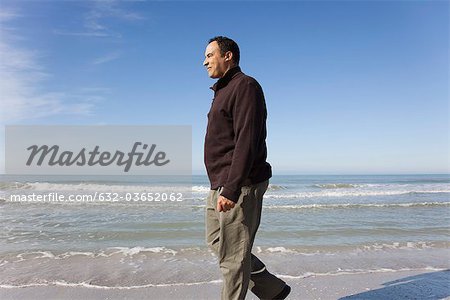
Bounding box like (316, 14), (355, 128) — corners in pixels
(203, 41), (229, 79)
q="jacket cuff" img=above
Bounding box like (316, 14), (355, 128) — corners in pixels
(220, 186), (239, 203)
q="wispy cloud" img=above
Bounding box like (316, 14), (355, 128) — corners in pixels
(55, 0), (144, 38)
(0, 9), (21, 22)
(0, 10), (101, 124)
(93, 51), (121, 65)
(53, 30), (121, 38)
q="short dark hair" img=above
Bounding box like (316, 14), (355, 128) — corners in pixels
(208, 36), (240, 65)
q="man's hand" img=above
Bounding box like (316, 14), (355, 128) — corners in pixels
(217, 195), (235, 212)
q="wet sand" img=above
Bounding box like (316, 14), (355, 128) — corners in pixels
(1, 269), (448, 300)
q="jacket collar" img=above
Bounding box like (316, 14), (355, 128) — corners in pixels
(210, 66), (242, 92)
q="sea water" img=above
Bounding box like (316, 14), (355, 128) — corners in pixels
(0, 174), (448, 287)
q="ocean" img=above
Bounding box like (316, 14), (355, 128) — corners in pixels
(0, 174), (449, 289)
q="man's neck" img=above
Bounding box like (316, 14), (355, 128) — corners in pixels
(221, 64), (238, 78)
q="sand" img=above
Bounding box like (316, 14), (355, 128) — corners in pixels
(1, 269), (449, 300)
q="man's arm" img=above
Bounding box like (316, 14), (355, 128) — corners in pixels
(219, 79), (266, 203)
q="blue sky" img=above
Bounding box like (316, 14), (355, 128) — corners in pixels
(0, 0), (448, 174)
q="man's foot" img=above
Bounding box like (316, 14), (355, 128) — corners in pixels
(272, 284), (291, 299)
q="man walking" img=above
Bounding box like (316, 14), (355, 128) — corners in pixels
(203, 36), (291, 300)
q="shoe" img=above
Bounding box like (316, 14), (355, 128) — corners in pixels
(272, 284), (291, 299)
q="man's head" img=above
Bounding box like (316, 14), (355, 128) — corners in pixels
(203, 36), (240, 79)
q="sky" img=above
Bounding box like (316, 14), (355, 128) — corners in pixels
(0, 0), (448, 175)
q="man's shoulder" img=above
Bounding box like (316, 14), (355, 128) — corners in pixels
(233, 72), (262, 90)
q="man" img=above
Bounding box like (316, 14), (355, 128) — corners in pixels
(203, 36), (291, 300)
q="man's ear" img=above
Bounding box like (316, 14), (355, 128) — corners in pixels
(224, 51), (233, 62)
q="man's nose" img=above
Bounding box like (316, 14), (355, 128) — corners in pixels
(203, 59), (208, 66)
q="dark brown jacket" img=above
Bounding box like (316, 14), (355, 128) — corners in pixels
(204, 67), (272, 202)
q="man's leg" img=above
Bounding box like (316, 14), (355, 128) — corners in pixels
(249, 254), (287, 299)
(205, 181), (287, 300)
(206, 189), (221, 254)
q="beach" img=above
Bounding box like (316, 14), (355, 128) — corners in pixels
(1, 269), (449, 300)
(0, 174), (449, 299)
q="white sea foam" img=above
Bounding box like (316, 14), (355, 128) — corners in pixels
(1, 182), (293, 194)
(3, 180), (449, 201)
(60, 251), (96, 258)
(7, 247), (181, 263)
(265, 247), (296, 253)
(0, 182), (30, 190)
(276, 267), (448, 279)
(191, 185), (210, 193)
(4, 182), (188, 193)
(0, 279), (223, 289)
(263, 202), (450, 210)
(107, 246), (178, 256)
(4, 242), (446, 264)
(267, 184), (288, 190)
(358, 241), (439, 251)
(313, 183), (364, 189)
(191, 184), (288, 193)
(1, 268), (447, 289)
(253, 242), (444, 255)
(265, 189), (450, 199)
(16, 251), (56, 261)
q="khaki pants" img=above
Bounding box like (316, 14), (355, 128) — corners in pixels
(206, 180), (286, 300)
